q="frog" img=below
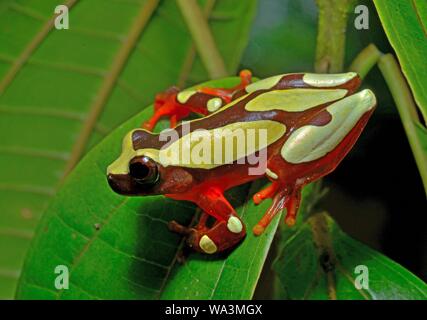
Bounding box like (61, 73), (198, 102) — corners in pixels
(107, 71), (376, 254)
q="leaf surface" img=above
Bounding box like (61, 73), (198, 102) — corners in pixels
(0, 0), (258, 298)
(16, 77), (291, 299)
(374, 0), (427, 122)
(273, 212), (427, 300)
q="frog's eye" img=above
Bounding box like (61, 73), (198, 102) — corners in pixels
(129, 156), (159, 185)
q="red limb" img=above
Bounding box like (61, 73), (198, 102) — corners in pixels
(253, 186), (302, 236)
(168, 187), (246, 253)
(253, 181), (280, 205)
(169, 114), (178, 129)
(143, 93), (194, 131)
(143, 70), (252, 131)
(195, 212), (210, 232)
(196, 187), (235, 221)
(283, 188), (302, 227)
(198, 69), (252, 103)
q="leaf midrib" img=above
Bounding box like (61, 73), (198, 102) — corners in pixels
(62, 0), (160, 178)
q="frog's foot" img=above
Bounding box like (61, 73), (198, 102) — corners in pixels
(197, 69), (252, 103)
(239, 69), (252, 86)
(282, 188), (302, 227)
(168, 220), (194, 236)
(143, 97), (192, 131)
(143, 108), (168, 131)
(253, 181), (280, 205)
(167, 220), (194, 264)
(143, 86), (197, 131)
(253, 187), (302, 235)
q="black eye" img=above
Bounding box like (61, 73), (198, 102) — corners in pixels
(129, 156), (159, 185)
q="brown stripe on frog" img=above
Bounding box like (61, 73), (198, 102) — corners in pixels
(132, 86), (338, 153)
(132, 72), (362, 152)
(233, 73), (361, 100)
(129, 73), (363, 185)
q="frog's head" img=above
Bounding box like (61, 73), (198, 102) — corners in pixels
(106, 129), (194, 196)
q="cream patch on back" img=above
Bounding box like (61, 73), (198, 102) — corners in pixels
(245, 74), (287, 92)
(124, 120), (286, 170)
(281, 89), (376, 164)
(303, 72), (357, 87)
(245, 88), (347, 112)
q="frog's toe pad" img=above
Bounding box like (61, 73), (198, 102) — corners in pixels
(253, 193), (263, 205)
(252, 224), (265, 236)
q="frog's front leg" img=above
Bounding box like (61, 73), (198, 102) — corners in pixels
(168, 187), (246, 254)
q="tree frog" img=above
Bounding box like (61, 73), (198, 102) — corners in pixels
(107, 72), (376, 254)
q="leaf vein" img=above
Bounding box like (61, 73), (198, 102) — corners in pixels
(55, 199), (128, 299)
(62, 0), (160, 177)
(0, 0), (79, 94)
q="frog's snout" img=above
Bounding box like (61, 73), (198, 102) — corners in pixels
(107, 173), (133, 195)
(107, 173), (122, 194)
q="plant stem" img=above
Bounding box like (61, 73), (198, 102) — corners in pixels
(348, 43), (382, 79)
(315, 0), (357, 73)
(177, 0), (217, 88)
(378, 54), (427, 196)
(309, 0), (357, 298)
(308, 212), (337, 300)
(349, 44), (427, 196)
(177, 0), (228, 79)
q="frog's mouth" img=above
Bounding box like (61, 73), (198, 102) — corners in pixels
(107, 173), (133, 195)
(107, 173), (158, 196)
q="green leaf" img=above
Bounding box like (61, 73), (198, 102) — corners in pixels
(416, 122), (427, 153)
(372, 0), (427, 193)
(16, 77), (290, 299)
(0, 0), (258, 298)
(273, 212), (427, 300)
(373, 0), (427, 123)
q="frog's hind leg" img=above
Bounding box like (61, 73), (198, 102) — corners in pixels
(253, 187), (302, 236)
(198, 69), (252, 103)
(143, 94), (193, 131)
